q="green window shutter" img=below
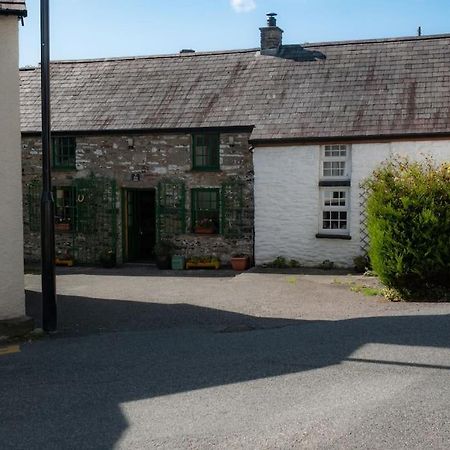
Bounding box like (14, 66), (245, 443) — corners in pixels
(157, 179), (186, 241)
(192, 132), (220, 171)
(72, 175), (117, 264)
(221, 179), (245, 238)
(27, 180), (42, 232)
(73, 179), (94, 234)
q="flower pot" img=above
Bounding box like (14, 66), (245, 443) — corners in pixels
(55, 257), (74, 267)
(230, 256), (249, 271)
(171, 255), (185, 270)
(156, 255), (171, 270)
(194, 226), (215, 234)
(186, 259), (221, 270)
(55, 223), (70, 232)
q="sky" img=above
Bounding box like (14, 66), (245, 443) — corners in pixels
(19, 0), (450, 66)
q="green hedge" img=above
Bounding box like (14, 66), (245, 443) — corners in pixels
(365, 157), (450, 298)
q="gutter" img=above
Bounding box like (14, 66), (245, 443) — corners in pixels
(249, 131), (450, 147)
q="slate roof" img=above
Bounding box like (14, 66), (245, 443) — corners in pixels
(0, 1), (27, 16)
(20, 34), (450, 142)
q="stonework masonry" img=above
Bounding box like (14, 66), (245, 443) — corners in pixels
(22, 131), (254, 265)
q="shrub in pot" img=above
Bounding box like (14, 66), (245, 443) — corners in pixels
(154, 240), (173, 270)
(99, 250), (116, 268)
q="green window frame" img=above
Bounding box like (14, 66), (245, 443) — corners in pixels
(54, 186), (76, 232)
(52, 136), (76, 169)
(192, 133), (220, 171)
(191, 188), (221, 234)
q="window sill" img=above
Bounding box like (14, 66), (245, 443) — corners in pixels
(319, 180), (351, 187)
(55, 229), (74, 234)
(53, 167), (76, 172)
(316, 233), (351, 240)
(190, 168), (222, 173)
(191, 233), (221, 237)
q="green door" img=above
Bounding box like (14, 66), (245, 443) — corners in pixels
(124, 189), (156, 261)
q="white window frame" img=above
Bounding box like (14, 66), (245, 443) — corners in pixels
(320, 144), (351, 180)
(319, 187), (350, 235)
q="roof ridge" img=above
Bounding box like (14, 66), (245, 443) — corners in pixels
(19, 32), (450, 69)
(37, 48), (259, 65)
(302, 32), (450, 48)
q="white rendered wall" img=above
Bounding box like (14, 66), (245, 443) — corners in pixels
(0, 16), (25, 319)
(254, 140), (450, 267)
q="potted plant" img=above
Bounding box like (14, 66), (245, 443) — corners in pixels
(154, 240), (173, 270)
(194, 218), (216, 234)
(99, 249), (116, 268)
(186, 256), (221, 270)
(55, 218), (71, 232)
(230, 254), (250, 271)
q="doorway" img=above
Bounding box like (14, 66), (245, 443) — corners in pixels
(123, 189), (156, 262)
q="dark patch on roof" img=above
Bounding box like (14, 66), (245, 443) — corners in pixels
(262, 44), (326, 62)
(0, 1), (27, 17)
(20, 34), (450, 141)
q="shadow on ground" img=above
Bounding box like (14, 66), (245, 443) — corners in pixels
(0, 291), (448, 449)
(25, 264), (357, 278)
(26, 265), (240, 278)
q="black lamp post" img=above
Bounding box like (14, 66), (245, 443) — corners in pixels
(40, 0), (57, 331)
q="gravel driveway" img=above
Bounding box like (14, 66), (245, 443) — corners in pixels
(25, 266), (450, 334)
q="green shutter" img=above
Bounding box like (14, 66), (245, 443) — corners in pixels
(27, 180), (42, 232)
(72, 175), (117, 264)
(221, 179), (245, 238)
(157, 179), (186, 241)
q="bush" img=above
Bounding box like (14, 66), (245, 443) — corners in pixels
(364, 157), (450, 298)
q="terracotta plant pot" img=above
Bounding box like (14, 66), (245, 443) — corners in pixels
(194, 226), (215, 234)
(55, 223), (70, 232)
(230, 256), (249, 271)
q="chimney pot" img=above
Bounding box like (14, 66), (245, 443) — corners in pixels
(267, 12), (277, 27)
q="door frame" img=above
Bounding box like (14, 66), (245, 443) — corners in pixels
(121, 187), (156, 262)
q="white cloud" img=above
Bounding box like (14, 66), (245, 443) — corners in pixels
(230, 0), (256, 13)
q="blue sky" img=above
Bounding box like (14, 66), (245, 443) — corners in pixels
(20, 0), (450, 66)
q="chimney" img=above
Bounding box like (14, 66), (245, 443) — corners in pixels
(260, 13), (283, 51)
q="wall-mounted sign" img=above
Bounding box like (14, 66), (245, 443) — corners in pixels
(131, 173), (141, 182)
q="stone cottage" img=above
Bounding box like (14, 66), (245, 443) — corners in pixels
(0, 0), (28, 326)
(20, 14), (450, 267)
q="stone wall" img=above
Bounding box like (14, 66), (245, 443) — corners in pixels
(22, 130), (254, 265)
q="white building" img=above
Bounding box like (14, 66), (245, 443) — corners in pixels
(0, 1), (28, 325)
(250, 20), (450, 267)
(254, 141), (450, 267)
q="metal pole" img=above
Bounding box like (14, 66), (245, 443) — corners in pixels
(40, 0), (57, 331)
